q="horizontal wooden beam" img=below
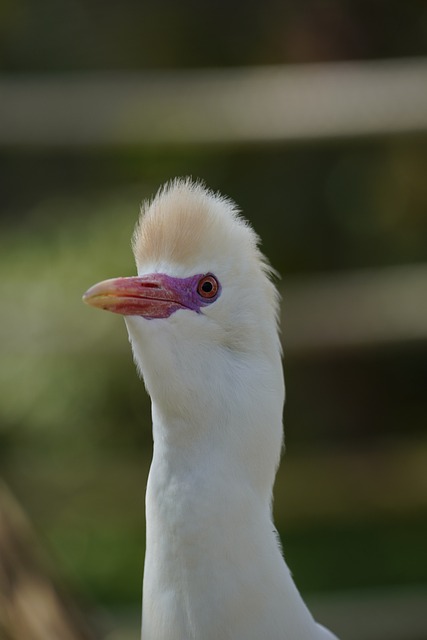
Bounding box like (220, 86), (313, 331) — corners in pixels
(1, 58), (427, 148)
(282, 263), (427, 353)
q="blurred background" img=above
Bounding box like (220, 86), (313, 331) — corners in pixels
(1, 1), (427, 639)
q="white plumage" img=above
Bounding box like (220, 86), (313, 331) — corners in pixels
(83, 179), (338, 640)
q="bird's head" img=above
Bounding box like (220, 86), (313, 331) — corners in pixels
(84, 180), (284, 465)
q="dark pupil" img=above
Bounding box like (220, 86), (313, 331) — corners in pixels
(202, 281), (213, 293)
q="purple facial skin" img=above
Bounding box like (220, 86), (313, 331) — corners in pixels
(82, 273), (221, 319)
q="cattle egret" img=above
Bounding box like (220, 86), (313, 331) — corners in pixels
(83, 179), (338, 640)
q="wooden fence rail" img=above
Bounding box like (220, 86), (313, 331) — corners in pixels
(1, 58), (427, 148)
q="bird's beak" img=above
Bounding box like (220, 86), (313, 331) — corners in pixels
(82, 274), (188, 319)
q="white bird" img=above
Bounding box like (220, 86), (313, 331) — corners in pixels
(83, 179), (338, 640)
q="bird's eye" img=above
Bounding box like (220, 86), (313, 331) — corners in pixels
(197, 275), (219, 299)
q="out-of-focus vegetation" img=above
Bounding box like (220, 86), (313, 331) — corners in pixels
(0, 1), (427, 635)
(2, 145), (427, 609)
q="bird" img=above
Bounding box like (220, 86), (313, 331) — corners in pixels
(83, 178), (338, 640)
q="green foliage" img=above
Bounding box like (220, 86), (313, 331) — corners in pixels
(0, 191), (145, 442)
(283, 515), (427, 593)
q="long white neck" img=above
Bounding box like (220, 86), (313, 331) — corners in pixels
(126, 316), (336, 640)
(144, 411), (320, 636)
(142, 402), (331, 640)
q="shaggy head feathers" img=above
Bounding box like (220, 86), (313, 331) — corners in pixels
(133, 179), (252, 267)
(132, 178), (280, 327)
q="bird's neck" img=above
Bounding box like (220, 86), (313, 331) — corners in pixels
(141, 401), (319, 640)
(127, 318), (323, 638)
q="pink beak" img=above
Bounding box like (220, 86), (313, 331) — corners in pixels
(82, 274), (188, 319)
